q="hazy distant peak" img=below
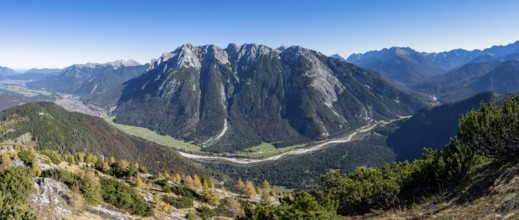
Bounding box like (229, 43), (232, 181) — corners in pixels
(0, 66), (16, 75)
(24, 68), (62, 74)
(69, 59), (141, 70)
(330, 54), (346, 61)
(276, 45), (290, 52)
(109, 59), (141, 67)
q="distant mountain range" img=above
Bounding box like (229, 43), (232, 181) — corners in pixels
(24, 68), (62, 74)
(113, 44), (425, 152)
(411, 54), (519, 102)
(348, 47), (447, 84)
(0, 67), (61, 80)
(28, 60), (146, 107)
(0, 66), (16, 77)
(347, 41), (519, 86)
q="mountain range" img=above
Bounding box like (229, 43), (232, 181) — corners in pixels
(23, 41), (519, 154)
(0, 66), (16, 77)
(23, 68), (62, 74)
(27, 60), (147, 108)
(112, 44), (425, 152)
(28, 60), (141, 92)
(411, 57), (519, 102)
(347, 41), (519, 86)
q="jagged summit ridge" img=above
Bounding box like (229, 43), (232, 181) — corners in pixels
(151, 43), (279, 71)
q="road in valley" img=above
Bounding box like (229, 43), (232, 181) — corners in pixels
(178, 122), (378, 164)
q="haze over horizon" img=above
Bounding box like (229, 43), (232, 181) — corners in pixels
(1, 0), (519, 70)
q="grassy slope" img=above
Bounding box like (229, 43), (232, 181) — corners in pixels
(372, 159), (519, 219)
(103, 115), (202, 152)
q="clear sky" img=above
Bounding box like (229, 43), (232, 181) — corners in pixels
(1, 0), (519, 70)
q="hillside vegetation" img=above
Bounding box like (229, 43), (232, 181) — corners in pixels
(0, 145), (279, 219)
(0, 102), (215, 177)
(242, 93), (519, 219)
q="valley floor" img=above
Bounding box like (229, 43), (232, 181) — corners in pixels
(177, 122), (379, 164)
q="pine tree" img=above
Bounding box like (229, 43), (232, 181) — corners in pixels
(153, 193), (161, 204)
(102, 162), (111, 172)
(109, 156), (116, 165)
(256, 187), (263, 195)
(222, 197), (244, 218)
(163, 172), (171, 180)
(260, 179), (271, 204)
(1, 153), (11, 165)
(209, 191), (220, 206)
(10, 152), (18, 160)
(85, 153), (97, 164)
(236, 179), (246, 196)
(245, 180), (256, 199)
(184, 175), (194, 189)
(193, 174), (202, 189)
(31, 159), (42, 176)
(138, 165), (147, 173)
(174, 173), (182, 183)
(135, 176), (143, 188)
(202, 180), (219, 205)
(119, 159), (130, 170)
(458, 94), (519, 158)
(77, 152), (86, 163)
(202, 181), (212, 203)
(209, 177), (215, 189)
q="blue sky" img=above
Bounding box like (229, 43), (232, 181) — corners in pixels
(1, 0), (519, 70)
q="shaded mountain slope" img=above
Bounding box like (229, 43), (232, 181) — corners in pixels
(75, 64), (148, 108)
(387, 91), (503, 161)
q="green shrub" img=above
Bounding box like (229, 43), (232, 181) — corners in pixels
(42, 169), (79, 186)
(101, 178), (153, 216)
(186, 212), (195, 220)
(246, 191), (339, 220)
(0, 167), (34, 204)
(458, 94), (519, 158)
(172, 186), (198, 199)
(162, 195), (193, 209)
(40, 149), (62, 164)
(17, 150), (35, 165)
(319, 138), (481, 215)
(321, 168), (399, 215)
(80, 178), (102, 205)
(0, 167), (36, 219)
(42, 169), (103, 205)
(197, 206), (223, 220)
